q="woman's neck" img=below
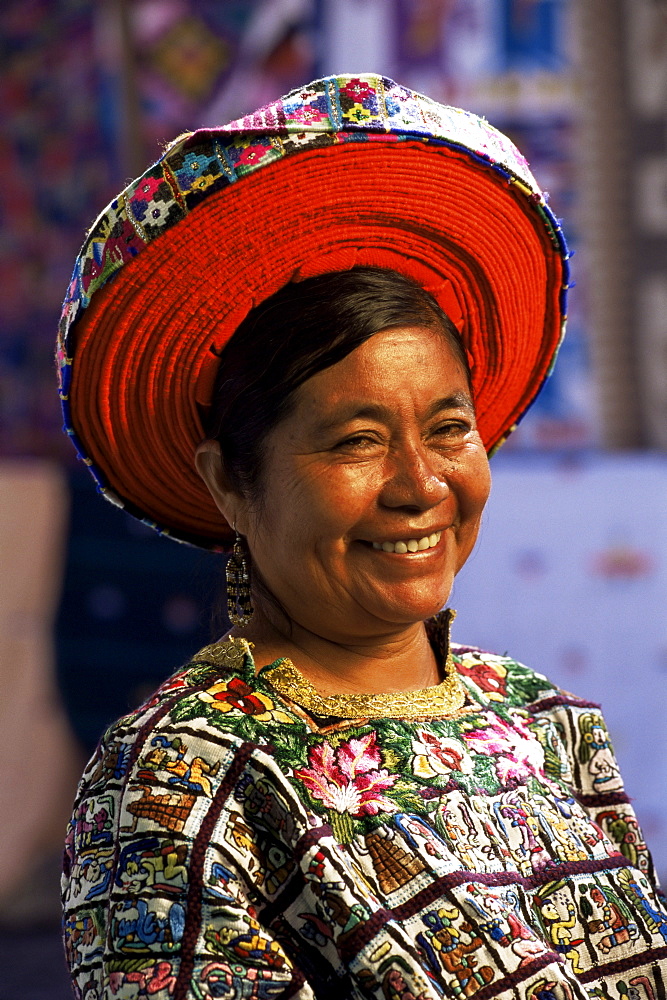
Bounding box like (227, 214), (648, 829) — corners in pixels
(229, 606), (442, 695)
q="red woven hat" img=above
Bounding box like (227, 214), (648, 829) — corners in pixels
(57, 73), (569, 551)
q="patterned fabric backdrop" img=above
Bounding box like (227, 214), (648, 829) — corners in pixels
(1, 1), (113, 457)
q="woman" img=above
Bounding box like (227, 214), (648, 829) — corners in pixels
(59, 75), (667, 1000)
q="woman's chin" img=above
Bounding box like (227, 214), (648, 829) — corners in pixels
(359, 580), (454, 628)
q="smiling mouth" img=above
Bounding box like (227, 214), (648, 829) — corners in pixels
(369, 531), (442, 554)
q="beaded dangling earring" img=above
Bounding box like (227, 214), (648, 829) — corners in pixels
(226, 529), (253, 627)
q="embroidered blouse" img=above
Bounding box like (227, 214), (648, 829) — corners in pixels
(62, 614), (667, 1000)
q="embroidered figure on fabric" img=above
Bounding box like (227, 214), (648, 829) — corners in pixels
(535, 883), (584, 975)
(115, 837), (189, 893)
(537, 801), (588, 864)
(236, 774), (299, 843)
(196, 960), (278, 999)
(207, 860), (240, 903)
(617, 868), (667, 944)
(69, 846), (114, 903)
(439, 796), (495, 872)
(203, 914), (290, 969)
(108, 961), (177, 997)
(140, 734), (220, 796)
(529, 715), (573, 784)
(394, 812), (456, 864)
(578, 712), (623, 793)
(363, 827), (428, 894)
(111, 897), (185, 954)
(584, 883), (639, 954)
(417, 905), (495, 996)
(85, 738), (131, 787)
(465, 885), (548, 968)
(526, 978), (576, 1000)
(597, 807), (649, 871)
(225, 811), (266, 883)
(492, 792), (552, 873)
(63, 911), (104, 969)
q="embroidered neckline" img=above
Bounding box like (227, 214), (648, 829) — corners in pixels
(193, 611), (467, 720)
(264, 653), (466, 719)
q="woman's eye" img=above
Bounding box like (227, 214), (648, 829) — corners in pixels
(334, 434), (379, 451)
(433, 421), (468, 438)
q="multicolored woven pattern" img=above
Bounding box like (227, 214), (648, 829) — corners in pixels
(62, 617), (667, 998)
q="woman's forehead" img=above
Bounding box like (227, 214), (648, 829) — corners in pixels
(285, 331), (475, 434)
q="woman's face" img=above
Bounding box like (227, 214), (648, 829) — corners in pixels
(237, 325), (491, 642)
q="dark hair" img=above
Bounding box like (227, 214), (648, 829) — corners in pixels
(206, 266), (470, 499)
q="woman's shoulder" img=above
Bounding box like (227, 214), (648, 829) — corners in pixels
(67, 639), (307, 873)
(449, 642), (634, 811)
(451, 641), (600, 715)
(96, 636), (303, 754)
(428, 611), (590, 715)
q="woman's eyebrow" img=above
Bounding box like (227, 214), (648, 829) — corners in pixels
(426, 392), (475, 417)
(311, 403), (388, 434)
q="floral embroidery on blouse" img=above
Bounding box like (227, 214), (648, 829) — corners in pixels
(62, 614), (667, 1000)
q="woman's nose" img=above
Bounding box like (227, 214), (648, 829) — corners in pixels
(379, 446), (450, 511)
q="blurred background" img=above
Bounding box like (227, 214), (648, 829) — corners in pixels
(2, 0), (667, 993)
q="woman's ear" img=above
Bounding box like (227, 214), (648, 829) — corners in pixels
(195, 440), (248, 532)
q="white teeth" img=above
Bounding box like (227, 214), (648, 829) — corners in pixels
(371, 531), (442, 553)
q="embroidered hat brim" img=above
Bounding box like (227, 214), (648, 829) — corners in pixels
(57, 75), (568, 550)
